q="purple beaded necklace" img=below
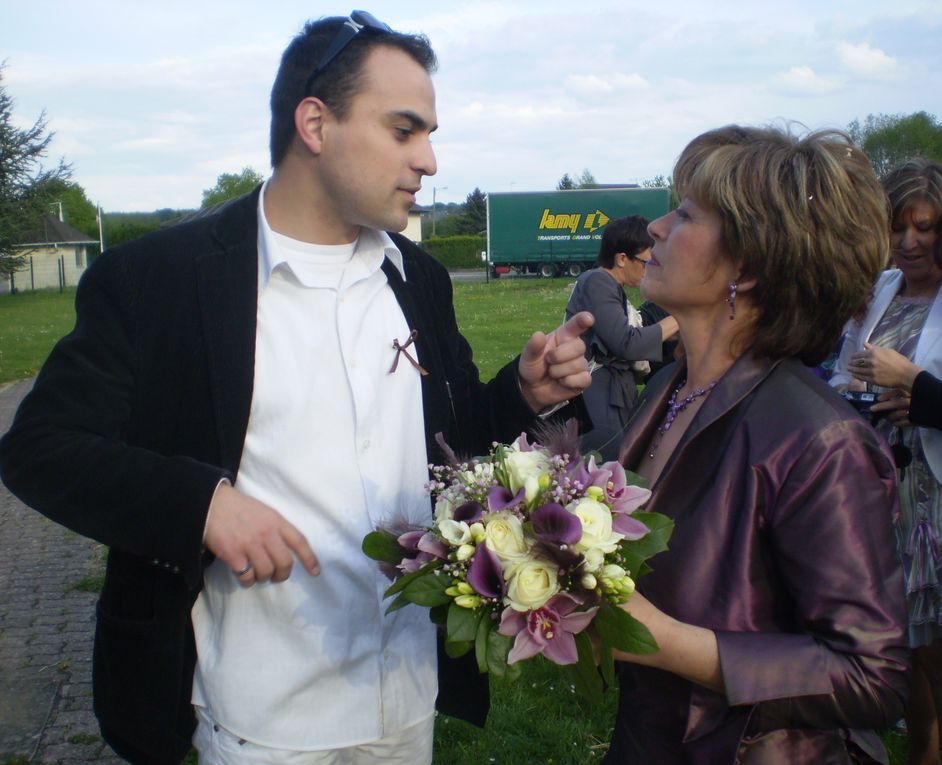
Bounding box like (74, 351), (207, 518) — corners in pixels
(648, 378), (718, 459)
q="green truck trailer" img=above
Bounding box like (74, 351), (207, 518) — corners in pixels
(486, 188), (671, 277)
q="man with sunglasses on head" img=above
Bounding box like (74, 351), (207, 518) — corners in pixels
(0, 11), (593, 765)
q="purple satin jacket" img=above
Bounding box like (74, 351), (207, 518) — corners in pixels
(605, 352), (909, 765)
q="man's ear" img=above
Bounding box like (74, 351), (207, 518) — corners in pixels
(294, 97), (329, 155)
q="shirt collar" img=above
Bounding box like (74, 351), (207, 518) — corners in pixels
(256, 180), (406, 293)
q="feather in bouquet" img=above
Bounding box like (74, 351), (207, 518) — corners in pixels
(362, 421), (673, 701)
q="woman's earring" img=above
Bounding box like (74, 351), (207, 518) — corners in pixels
(726, 282), (738, 320)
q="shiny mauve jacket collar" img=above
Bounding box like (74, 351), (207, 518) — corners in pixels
(608, 351), (909, 765)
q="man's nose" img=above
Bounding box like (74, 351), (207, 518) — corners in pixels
(415, 138), (437, 177)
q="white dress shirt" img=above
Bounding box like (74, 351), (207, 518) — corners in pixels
(191, 183), (436, 749)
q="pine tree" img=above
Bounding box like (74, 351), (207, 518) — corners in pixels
(0, 64), (71, 274)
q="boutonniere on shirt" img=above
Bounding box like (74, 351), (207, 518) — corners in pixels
(389, 329), (428, 376)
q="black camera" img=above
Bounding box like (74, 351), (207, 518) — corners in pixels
(840, 390), (883, 423)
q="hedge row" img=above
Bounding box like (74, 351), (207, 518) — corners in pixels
(420, 235), (487, 269)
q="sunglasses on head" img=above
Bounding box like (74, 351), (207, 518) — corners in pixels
(304, 10), (392, 94)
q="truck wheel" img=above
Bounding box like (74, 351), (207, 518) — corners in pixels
(567, 263), (583, 277)
(539, 263), (557, 278)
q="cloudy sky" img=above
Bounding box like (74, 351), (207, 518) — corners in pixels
(3, 0), (940, 212)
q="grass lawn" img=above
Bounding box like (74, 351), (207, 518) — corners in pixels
(0, 287), (77, 384)
(0, 277), (910, 764)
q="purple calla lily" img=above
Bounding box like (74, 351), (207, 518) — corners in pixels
(499, 593), (598, 665)
(453, 501), (485, 524)
(417, 532), (449, 559)
(397, 530), (425, 551)
(467, 544), (504, 598)
(488, 484), (526, 511)
(531, 503), (582, 546)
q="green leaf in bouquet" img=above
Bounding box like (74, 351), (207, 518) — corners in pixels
(429, 603), (449, 626)
(444, 639), (473, 658)
(566, 631), (603, 704)
(402, 570), (452, 607)
(486, 631), (519, 681)
(362, 530), (404, 565)
(618, 553), (652, 584)
(447, 602), (485, 642)
(594, 603), (659, 655)
(624, 469), (648, 489)
(474, 611), (493, 673)
(624, 511), (674, 560)
(383, 560), (442, 598)
(598, 636), (615, 689)
(384, 593), (413, 615)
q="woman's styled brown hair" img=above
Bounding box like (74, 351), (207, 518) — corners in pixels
(882, 158), (942, 230)
(673, 124), (890, 365)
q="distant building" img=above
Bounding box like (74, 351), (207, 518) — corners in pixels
(404, 207), (423, 243)
(1, 215), (97, 294)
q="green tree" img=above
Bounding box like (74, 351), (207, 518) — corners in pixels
(641, 174), (671, 189)
(0, 64), (72, 275)
(38, 178), (98, 237)
(201, 167), (264, 209)
(848, 112), (942, 178)
(556, 173), (576, 190)
(455, 187), (486, 234)
(576, 168), (597, 188)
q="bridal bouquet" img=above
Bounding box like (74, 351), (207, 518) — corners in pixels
(362, 423), (673, 699)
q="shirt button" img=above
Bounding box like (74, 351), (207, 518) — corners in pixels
(363, 439), (371, 450)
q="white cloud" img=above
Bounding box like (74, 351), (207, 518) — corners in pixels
(563, 73), (649, 96)
(837, 42), (899, 78)
(773, 66), (840, 95)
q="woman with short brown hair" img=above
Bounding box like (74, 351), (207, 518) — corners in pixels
(604, 125), (908, 764)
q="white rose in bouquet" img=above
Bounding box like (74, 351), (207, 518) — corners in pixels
(503, 446), (551, 495)
(569, 497), (624, 554)
(483, 512), (529, 564)
(505, 558), (560, 611)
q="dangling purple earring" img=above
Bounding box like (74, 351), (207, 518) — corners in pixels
(726, 282), (738, 320)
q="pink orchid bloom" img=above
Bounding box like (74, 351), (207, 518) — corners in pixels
(498, 593), (598, 665)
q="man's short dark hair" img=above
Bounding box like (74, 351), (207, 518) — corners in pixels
(596, 215), (654, 268)
(269, 16), (437, 168)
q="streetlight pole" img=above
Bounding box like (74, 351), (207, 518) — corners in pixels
(432, 186), (447, 237)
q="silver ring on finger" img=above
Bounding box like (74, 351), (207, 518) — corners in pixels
(234, 562), (253, 577)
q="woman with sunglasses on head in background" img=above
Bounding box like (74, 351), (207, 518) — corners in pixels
(603, 126), (908, 764)
(831, 159), (942, 765)
(565, 216), (678, 461)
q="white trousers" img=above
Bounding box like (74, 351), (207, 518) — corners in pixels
(193, 707), (434, 765)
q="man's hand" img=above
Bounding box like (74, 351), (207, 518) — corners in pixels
(518, 311), (594, 413)
(204, 483), (320, 586)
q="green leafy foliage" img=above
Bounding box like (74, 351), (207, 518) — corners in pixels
(849, 111), (942, 178)
(201, 167), (264, 209)
(421, 235), (486, 269)
(0, 63), (72, 274)
(361, 529), (404, 565)
(594, 604), (658, 655)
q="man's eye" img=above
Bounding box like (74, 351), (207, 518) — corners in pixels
(395, 127), (413, 139)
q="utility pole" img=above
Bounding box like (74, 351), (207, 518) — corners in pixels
(432, 186), (447, 237)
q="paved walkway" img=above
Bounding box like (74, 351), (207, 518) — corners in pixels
(0, 379), (124, 763)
